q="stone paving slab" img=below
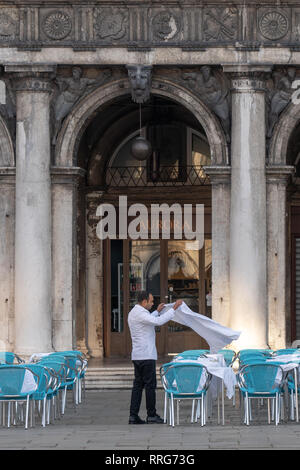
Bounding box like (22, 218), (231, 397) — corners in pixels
(0, 390), (300, 449)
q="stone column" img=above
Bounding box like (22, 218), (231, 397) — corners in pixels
(0, 168), (15, 351)
(51, 167), (86, 351)
(86, 191), (104, 358)
(6, 65), (55, 356)
(204, 166), (231, 327)
(266, 166), (294, 350)
(223, 65), (272, 349)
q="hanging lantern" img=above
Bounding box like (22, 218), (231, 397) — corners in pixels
(130, 103), (152, 161)
(131, 136), (152, 161)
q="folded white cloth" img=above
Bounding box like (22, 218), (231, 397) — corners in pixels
(160, 302), (241, 353)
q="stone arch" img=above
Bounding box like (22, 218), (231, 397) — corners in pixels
(0, 115), (14, 167)
(55, 77), (229, 168)
(268, 100), (300, 165)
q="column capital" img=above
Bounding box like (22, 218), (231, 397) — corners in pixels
(222, 64), (273, 93)
(266, 165), (295, 184)
(204, 166), (231, 185)
(51, 166), (86, 186)
(86, 190), (105, 227)
(5, 64), (56, 93)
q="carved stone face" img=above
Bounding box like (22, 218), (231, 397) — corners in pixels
(126, 65), (152, 103)
(72, 67), (82, 80)
(287, 68), (296, 80)
(201, 66), (211, 82)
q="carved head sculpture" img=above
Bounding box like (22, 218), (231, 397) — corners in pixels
(200, 65), (212, 82)
(72, 67), (83, 80)
(126, 65), (152, 103)
(287, 67), (296, 81)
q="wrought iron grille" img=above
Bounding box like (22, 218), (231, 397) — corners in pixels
(106, 165), (210, 187)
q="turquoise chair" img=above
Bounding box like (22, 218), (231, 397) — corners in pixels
(237, 363), (284, 425)
(54, 351), (88, 402)
(42, 353), (80, 407)
(0, 365), (39, 429)
(0, 352), (24, 365)
(218, 349), (236, 366)
(274, 349), (299, 356)
(21, 364), (52, 427)
(160, 362), (212, 427)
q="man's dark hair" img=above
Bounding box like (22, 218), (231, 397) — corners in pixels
(137, 291), (151, 303)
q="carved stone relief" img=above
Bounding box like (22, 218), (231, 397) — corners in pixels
(0, 9), (18, 41)
(151, 10), (181, 41)
(42, 10), (72, 40)
(266, 67), (300, 138)
(126, 65), (152, 104)
(94, 8), (129, 41)
(203, 7), (238, 42)
(51, 67), (112, 144)
(258, 10), (289, 41)
(0, 3), (298, 48)
(181, 66), (231, 142)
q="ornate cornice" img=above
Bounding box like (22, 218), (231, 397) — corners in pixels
(0, 3), (300, 50)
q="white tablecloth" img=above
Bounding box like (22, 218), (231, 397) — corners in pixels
(173, 354), (236, 399)
(160, 302), (241, 353)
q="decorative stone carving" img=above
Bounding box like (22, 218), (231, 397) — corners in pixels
(52, 66), (111, 144)
(258, 10), (289, 41)
(0, 12), (17, 39)
(152, 10), (181, 41)
(0, 76), (16, 143)
(266, 67), (297, 138)
(94, 8), (128, 40)
(203, 7), (238, 41)
(182, 66), (231, 142)
(42, 10), (72, 40)
(126, 65), (152, 104)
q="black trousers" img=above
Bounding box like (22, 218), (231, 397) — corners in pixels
(129, 360), (157, 418)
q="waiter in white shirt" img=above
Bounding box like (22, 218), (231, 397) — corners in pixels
(128, 291), (183, 424)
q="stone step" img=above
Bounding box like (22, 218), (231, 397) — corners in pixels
(85, 367), (163, 390)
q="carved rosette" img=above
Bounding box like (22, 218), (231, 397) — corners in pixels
(42, 10), (72, 40)
(94, 8), (128, 40)
(258, 10), (289, 41)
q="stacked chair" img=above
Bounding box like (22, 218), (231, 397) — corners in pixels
(236, 348), (300, 425)
(0, 350), (88, 429)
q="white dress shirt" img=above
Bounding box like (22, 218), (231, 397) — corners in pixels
(128, 304), (175, 360)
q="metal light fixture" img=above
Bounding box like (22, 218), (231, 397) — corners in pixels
(131, 104), (152, 161)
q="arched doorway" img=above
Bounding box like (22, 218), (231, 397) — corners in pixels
(55, 76), (228, 358)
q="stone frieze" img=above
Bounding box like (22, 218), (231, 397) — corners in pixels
(0, 3), (299, 49)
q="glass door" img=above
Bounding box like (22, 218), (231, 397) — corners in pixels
(166, 240), (211, 354)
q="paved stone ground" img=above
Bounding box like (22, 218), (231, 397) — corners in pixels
(0, 389), (300, 450)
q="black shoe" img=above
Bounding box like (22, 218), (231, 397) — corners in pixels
(128, 415), (146, 424)
(146, 414), (164, 424)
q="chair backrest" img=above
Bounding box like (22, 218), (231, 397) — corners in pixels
(218, 349), (236, 366)
(22, 364), (50, 393)
(237, 363), (283, 394)
(179, 350), (209, 356)
(161, 362), (210, 395)
(0, 352), (24, 365)
(0, 365), (38, 396)
(275, 349), (298, 355)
